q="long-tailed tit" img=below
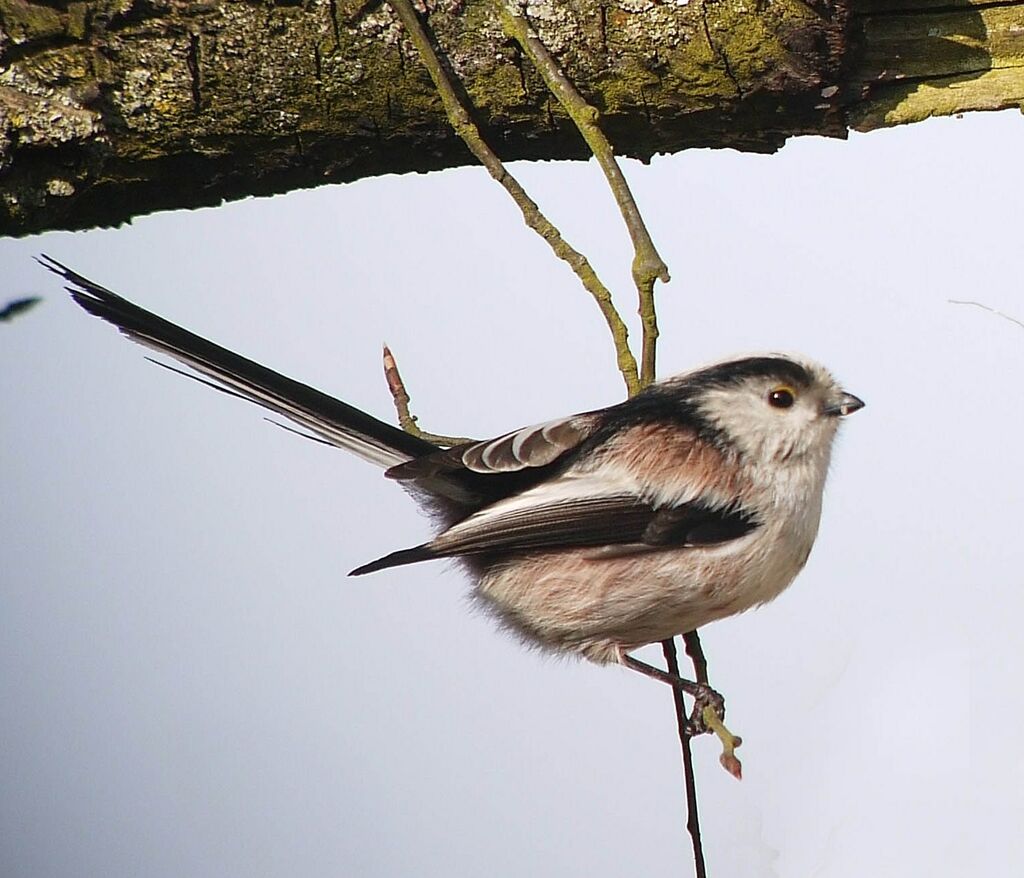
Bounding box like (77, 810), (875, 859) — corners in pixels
(45, 257), (863, 727)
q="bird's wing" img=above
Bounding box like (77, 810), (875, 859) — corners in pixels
(43, 256), (438, 469)
(386, 414), (600, 479)
(432, 487), (758, 555)
(381, 413), (606, 512)
(350, 470), (759, 575)
(456, 417), (599, 472)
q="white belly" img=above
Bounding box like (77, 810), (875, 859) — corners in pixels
(474, 489), (824, 664)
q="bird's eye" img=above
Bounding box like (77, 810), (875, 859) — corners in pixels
(767, 386), (796, 409)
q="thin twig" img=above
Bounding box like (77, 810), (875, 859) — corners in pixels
(701, 705), (742, 781)
(382, 344), (471, 446)
(949, 299), (1024, 331)
(385, 0), (640, 396)
(683, 630), (709, 685)
(491, 0), (669, 387)
(684, 629), (742, 779)
(663, 639), (707, 878)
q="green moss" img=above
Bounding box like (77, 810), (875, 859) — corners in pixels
(851, 2), (1024, 130)
(0, 0), (65, 43)
(852, 67), (1024, 130)
(67, 3), (89, 39)
(2, 0), (848, 236)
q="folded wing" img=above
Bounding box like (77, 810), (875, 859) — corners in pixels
(351, 470), (759, 575)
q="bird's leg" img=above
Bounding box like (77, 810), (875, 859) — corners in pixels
(616, 648), (725, 735)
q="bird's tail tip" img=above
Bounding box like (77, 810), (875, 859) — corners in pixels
(349, 544), (436, 577)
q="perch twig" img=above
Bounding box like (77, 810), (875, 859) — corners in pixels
(664, 639), (708, 878)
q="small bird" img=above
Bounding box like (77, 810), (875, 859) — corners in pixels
(44, 257), (863, 726)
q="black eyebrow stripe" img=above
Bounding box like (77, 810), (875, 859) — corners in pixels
(692, 356), (813, 388)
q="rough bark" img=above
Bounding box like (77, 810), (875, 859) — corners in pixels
(0, 0), (1021, 237)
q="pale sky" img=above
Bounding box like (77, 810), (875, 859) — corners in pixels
(2, 111), (1023, 877)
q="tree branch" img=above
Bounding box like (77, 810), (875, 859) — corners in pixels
(5, 0), (1022, 237)
(5, 0), (1023, 237)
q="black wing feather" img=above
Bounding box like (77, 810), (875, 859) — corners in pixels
(430, 494), (656, 555)
(350, 496), (760, 575)
(643, 503), (758, 547)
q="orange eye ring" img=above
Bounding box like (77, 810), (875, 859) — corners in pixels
(768, 385), (796, 409)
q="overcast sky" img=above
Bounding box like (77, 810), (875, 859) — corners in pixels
(3, 110), (1023, 877)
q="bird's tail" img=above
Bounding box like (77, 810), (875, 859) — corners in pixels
(42, 256), (440, 470)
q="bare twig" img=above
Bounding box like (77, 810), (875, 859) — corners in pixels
(663, 639), (707, 878)
(491, 0), (669, 387)
(702, 706), (742, 780)
(385, 0), (640, 395)
(678, 631), (743, 779)
(684, 630), (709, 685)
(382, 344), (471, 447)
(682, 629), (742, 776)
(949, 299), (1024, 331)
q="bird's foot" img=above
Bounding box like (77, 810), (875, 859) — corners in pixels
(685, 681), (725, 734)
(616, 648), (743, 778)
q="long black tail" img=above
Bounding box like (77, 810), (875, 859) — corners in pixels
(43, 256), (439, 469)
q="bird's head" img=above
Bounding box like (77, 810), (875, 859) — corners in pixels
(662, 355), (864, 467)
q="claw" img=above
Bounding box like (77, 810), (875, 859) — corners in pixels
(686, 682), (725, 734)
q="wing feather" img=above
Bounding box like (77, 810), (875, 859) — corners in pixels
(388, 414), (599, 483)
(424, 473), (760, 559)
(430, 493), (654, 555)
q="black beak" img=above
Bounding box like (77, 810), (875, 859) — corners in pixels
(824, 392), (865, 417)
